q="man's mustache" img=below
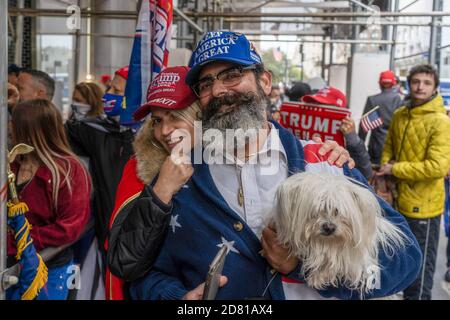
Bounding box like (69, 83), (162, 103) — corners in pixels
(202, 92), (257, 121)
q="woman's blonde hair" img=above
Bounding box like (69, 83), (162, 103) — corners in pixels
(133, 101), (202, 183)
(171, 101), (202, 126)
(12, 99), (91, 208)
(148, 101), (202, 149)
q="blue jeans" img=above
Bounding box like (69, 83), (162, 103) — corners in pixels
(7, 260), (74, 300)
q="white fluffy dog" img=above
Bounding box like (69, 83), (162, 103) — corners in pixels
(268, 171), (408, 295)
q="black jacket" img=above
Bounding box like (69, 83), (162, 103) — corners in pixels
(344, 132), (372, 179)
(65, 116), (135, 248)
(107, 185), (171, 281)
(358, 88), (403, 165)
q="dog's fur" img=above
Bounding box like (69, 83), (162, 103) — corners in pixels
(268, 172), (408, 295)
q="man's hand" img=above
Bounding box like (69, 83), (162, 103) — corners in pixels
(313, 137), (355, 169)
(376, 163), (394, 176)
(7, 83), (19, 111)
(272, 111), (281, 122)
(182, 276), (228, 300)
(261, 226), (298, 275)
(339, 117), (356, 135)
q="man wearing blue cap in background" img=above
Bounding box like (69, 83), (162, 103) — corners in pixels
(129, 31), (422, 300)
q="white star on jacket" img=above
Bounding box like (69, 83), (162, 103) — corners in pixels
(170, 215), (182, 233)
(217, 237), (240, 254)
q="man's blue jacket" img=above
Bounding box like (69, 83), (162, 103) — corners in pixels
(130, 121), (422, 300)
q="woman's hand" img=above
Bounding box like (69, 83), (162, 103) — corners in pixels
(152, 156), (194, 204)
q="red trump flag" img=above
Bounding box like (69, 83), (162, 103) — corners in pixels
(279, 102), (351, 146)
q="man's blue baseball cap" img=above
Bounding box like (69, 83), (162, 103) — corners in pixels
(185, 31), (263, 86)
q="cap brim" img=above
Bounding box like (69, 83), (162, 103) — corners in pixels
(380, 80), (396, 85)
(302, 95), (330, 105)
(185, 56), (258, 85)
(133, 104), (153, 121)
(133, 96), (197, 121)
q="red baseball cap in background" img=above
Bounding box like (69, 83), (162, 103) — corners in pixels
(379, 70), (397, 87)
(133, 66), (197, 121)
(301, 86), (347, 108)
(115, 66), (129, 80)
(101, 74), (111, 84)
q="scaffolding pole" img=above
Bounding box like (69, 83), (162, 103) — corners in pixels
(183, 11), (450, 18)
(215, 19), (450, 27)
(429, 0), (442, 66)
(14, 0), (24, 66)
(0, 0), (8, 301)
(54, 33), (402, 45)
(173, 7), (203, 34)
(390, 0), (400, 69)
(351, 2), (360, 55)
(8, 8), (450, 19)
(8, 12), (450, 27)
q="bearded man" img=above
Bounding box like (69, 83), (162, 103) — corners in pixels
(127, 31), (421, 300)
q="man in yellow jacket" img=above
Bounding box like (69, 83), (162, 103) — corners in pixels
(379, 64), (450, 300)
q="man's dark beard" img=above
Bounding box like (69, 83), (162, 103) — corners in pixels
(201, 87), (270, 158)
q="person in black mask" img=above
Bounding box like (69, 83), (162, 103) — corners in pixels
(65, 68), (135, 269)
(70, 82), (105, 121)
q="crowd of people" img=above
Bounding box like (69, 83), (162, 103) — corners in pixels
(4, 29), (450, 300)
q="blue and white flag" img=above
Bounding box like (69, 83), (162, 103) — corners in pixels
(121, 0), (173, 127)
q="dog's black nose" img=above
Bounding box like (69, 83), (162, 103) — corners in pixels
(321, 223), (336, 236)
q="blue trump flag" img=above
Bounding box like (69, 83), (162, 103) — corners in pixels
(120, 0), (173, 127)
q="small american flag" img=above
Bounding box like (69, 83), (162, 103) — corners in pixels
(361, 109), (384, 133)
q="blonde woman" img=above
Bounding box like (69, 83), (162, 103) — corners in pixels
(8, 99), (91, 300)
(106, 66), (200, 300)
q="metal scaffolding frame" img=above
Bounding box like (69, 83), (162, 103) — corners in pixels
(429, 0), (443, 66)
(390, 0), (400, 69)
(33, 32), (403, 46)
(8, 6), (449, 46)
(183, 11), (450, 18)
(14, 0), (25, 66)
(8, 7), (450, 45)
(8, 8), (450, 19)
(173, 7), (203, 33)
(215, 19), (450, 27)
